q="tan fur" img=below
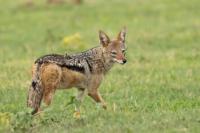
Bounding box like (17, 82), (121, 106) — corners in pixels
(27, 28), (127, 114)
(31, 63), (104, 106)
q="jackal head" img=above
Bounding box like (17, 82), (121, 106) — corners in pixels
(99, 27), (127, 64)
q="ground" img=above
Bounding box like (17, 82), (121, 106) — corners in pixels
(0, 0), (200, 132)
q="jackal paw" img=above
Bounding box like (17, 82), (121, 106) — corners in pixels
(102, 103), (107, 110)
(32, 108), (42, 116)
(96, 103), (107, 110)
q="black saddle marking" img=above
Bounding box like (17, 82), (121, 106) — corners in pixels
(35, 54), (85, 74)
(62, 65), (85, 74)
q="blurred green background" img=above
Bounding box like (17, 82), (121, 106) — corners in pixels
(0, 0), (200, 132)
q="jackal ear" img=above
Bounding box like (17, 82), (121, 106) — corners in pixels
(118, 27), (127, 43)
(99, 30), (110, 47)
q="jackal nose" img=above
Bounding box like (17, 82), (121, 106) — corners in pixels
(122, 59), (127, 64)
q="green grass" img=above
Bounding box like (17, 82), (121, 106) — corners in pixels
(0, 0), (200, 132)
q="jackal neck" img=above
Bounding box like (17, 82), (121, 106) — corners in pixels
(73, 46), (114, 74)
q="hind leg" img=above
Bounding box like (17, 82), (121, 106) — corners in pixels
(41, 63), (61, 108)
(43, 86), (58, 106)
(43, 89), (55, 106)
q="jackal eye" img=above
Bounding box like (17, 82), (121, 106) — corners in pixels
(111, 51), (117, 55)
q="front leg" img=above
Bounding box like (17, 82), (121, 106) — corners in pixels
(76, 88), (86, 102)
(88, 90), (107, 109)
(73, 88), (86, 118)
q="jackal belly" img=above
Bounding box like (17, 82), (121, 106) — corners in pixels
(39, 63), (87, 90)
(59, 67), (87, 89)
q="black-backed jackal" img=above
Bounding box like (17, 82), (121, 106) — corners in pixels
(27, 28), (127, 115)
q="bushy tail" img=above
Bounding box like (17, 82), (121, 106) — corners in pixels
(27, 63), (43, 114)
